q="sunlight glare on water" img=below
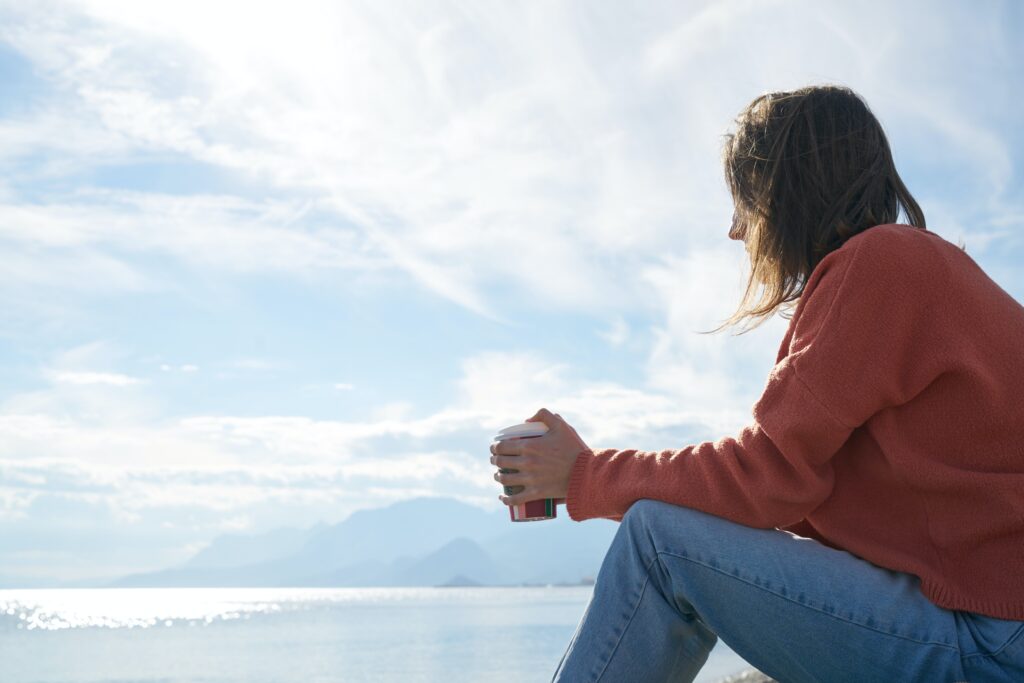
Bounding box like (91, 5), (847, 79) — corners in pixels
(0, 586), (575, 630)
(0, 587), (750, 682)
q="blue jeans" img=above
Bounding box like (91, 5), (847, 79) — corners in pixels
(552, 499), (1024, 682)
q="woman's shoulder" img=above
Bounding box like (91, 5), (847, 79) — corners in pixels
(840, 222), (936, 253)
(795, 223), (951, 327)
(814, 223), (953, 286)
(843, 223), (961, 260)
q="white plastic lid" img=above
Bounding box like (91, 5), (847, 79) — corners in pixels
(493, 422), (549, 440)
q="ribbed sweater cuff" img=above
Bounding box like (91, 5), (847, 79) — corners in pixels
(565, 449), (594, 522)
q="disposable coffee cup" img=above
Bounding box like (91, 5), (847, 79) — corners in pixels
(492, 422), (556, 522)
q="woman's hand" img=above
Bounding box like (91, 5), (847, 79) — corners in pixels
(490, 408), (592, 507)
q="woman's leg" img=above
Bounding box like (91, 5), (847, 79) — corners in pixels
(551, 498), (1018, 683)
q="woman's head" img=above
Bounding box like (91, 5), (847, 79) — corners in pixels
(714, 85), (925, 334)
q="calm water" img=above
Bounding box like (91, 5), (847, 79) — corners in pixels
(0, 587), (750, 682)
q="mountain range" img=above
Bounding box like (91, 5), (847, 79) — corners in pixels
(107, 497), (620, 588)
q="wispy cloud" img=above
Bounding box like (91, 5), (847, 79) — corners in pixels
(597, 317), (630, 348)
(160, 364), (199, 373)
(0, 191), (389, 278)
(3, 0), (1021, 319)
(48, 371), (140, 386)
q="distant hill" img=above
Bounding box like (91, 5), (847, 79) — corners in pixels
(482, 518), (618, 585)
(296, 536), (510, 587)
(110, 496), (618, 588)
(183, 523), (328, 570)
(393, 537), (508, 586)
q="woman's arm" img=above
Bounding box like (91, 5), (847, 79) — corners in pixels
(565, 226), (948, 528)
(493, 224), (942, 528)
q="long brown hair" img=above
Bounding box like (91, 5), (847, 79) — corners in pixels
(709, 85), (927, 335)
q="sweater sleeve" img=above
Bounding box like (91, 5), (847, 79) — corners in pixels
(565, 226), (946, 528)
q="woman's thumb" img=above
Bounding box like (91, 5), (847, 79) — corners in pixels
(526, 407), (560, 429)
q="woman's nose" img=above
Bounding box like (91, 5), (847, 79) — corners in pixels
(729, 213), (744, 241)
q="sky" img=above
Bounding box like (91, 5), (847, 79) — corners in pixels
(0, 0), (1022, 583)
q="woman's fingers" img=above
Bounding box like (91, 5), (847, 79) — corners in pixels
(490, 453), (531, 468)
(500, 486), (551, 506)
(497, 476), (561, 505)
(491, 439), (537, 457)
(491, 441), (524, 456)
(499, 491), (530, 506)
(494, 469), (528, 485)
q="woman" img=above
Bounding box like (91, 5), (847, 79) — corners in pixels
(489, 85), (1024, 682)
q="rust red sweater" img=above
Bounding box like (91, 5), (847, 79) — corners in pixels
(566, 223), (1024, 620)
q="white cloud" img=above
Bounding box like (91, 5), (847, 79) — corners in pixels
(2, 0), (1021, 320)
(639, 245), (790, 412)
(455, 350), (572, 426)
(48, 371), (140, 386)
(0, 244), (150, 295)
(645, 0), (781, 75)
(597, 317), (630, 348)
(449, 348), (758, 448)
(0, 343), (759, 528)
(0, 192), (391, 280)
(0, 344), (158, 424)
(368, 401), (414, 421)
(228, 358), (277, 371)
(0, 488), (35, 522)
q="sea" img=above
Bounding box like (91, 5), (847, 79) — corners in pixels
(0, 587), (751, 682)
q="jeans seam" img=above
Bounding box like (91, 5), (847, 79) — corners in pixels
(656, 549), (962, 653)
(961, 623), (1024, 660)
(552, 597), (592, 680)
(592, 552), (661, 682)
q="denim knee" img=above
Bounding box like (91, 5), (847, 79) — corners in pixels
(621, 499), (729, 562)
(622, 498), (664, 524)
(619, 499), (710, 617)
(621, 499), (670, 538)
(624, 497), (705, 534)
(617, 499), (663, 563)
